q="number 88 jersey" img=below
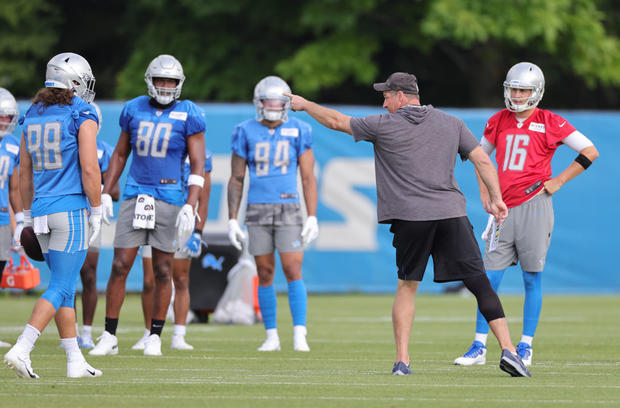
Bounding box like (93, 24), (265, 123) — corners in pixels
(483, 108), (576, 208)
(21, 96), (98, 216)
(231, 117), (312, 204)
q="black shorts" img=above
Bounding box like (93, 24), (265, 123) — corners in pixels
(390, 216), (485, 282)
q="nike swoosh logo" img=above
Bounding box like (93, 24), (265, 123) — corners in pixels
(87, 368), (96, 376)
(559, 121), (566, 127)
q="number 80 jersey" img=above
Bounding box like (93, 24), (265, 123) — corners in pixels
(120, 95), (206, 206)
(231, 117), (312, 204)
(483, 108), (576, 208)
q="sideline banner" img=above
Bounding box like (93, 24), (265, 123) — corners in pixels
(16, 102), (619, 294)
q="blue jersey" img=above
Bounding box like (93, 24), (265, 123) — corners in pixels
(0, 133), (21, 225)
(182, 145), (212, 202)
(120, 96), (206, 206)
(97, 139), (114, 174)
(231, 117), (312, 204)
(21, 96), (99, 217)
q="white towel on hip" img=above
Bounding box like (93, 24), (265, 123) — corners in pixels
(133, 194), (156, 229)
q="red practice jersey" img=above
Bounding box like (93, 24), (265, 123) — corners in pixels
(483, 108), (576, 208)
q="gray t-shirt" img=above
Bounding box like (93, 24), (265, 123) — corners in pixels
(350, 105), (479, 223)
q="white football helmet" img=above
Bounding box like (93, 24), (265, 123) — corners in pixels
(0, 88), (18, 138)
(503, 62), (545, 112)
(145, 55), (185, 105)
(253, 76), (291, 122)
(45, 52), (96, 103)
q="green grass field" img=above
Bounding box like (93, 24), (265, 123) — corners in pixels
(0, 292), (619, 407)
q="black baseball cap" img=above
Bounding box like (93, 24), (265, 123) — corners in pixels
(373, 72), (419, 94)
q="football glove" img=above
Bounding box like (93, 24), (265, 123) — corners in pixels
(101, 193), (114, 225)
(183, 231), (203, 258)
(228, 219), (246, 251)
(301, 215), (319, 246)
(89, 205), (103, 246)
(175, 204), (195, 249)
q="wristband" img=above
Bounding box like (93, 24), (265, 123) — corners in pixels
(14, 211), (24, 223)
(187, 174), (205, 187)
(574, 153), (592, 170)
(193, 228), (202, 235)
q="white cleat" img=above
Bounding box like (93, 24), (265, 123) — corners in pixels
(171, 335), (194, 350)
(3, 346), (39, 379)
(454, 341), (487, 366)
(88, 331), (118, 356)
(131, 332), (150, 351)
(257, 337), (281, 352)
(143, 334), (162, 356)
(293, 326), (310, 352)
(78, 335), (95, 349)
(67, 360), (102, 378)
(0, 340), (11, 348)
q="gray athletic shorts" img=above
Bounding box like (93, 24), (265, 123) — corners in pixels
(114, 197), (180, 253)
(141, 245), (189, 260)
(245, 202), (304, 256)
(484, 193), (554, 272)
(0, 224), (11, 261)
(37, 209), (89, 253)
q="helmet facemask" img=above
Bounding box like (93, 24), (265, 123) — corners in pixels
(253, 76), (291, 123)
(145, 55), (185, 105)
(0, 88), (18, 138)
(503, 62), (545, 113)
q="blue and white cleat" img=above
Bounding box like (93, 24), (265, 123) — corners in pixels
(454, 341), (487, 365)
(392, 361), (412, 375)
(499, 349), (531, 377)
(516, 342), (533, 367)
(78, 335), (95, 349)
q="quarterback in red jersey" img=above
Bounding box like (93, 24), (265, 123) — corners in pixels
(454, 62), (599, 367)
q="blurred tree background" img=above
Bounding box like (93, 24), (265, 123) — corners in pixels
(0, 0), (618, 108)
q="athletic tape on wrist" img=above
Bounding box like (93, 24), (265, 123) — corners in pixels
(187, 174), (205, 188)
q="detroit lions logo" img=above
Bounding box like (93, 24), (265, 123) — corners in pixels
(202, 253), (224, 271)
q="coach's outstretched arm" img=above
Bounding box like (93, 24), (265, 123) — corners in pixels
(285, 93), (352, 135)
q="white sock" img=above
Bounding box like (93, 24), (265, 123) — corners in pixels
(81, 325), (92, 338)
(520, 335), (533, 346)
(16, 324), (41, 352)
(474, 333), (488, 346)
(173, 325), (186, 337)
(142, 328), (150, 338)
(265, 328), (279, 340)
(60, 337), (84, 363)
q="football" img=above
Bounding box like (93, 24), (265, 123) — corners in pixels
(21, 226), (44, 262)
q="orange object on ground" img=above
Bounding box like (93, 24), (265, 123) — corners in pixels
(1, 254), (40, 290)
(253, 275), (262, 321)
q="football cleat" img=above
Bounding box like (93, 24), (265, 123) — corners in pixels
(392, 361), (412, 376)
(171, 335), (194, 351)
(131, 331), (150, 351)
(516, 342), (533, 367)
(78, 335), (95, 349)
(454, 341), (487, 365)
(257, 336), (280, 352)
(4, 346), (39, 379)
(499, 349), (531, 377)
(0, 340), (11, 348)
(293, 326), (310, 352)
(88, 331), (118, 356)
(67, 360), (102, 378)
(143, 334), (162, 356)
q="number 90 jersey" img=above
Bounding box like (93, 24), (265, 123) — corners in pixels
(120, 95), (206, 206)
(483, 108), (576, 208)
(231, 117), (312, 204)
(22, 96), (98, 216)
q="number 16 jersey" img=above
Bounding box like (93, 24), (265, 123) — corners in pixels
(231, 117), (312, 204)
(483, 107), (576, 208)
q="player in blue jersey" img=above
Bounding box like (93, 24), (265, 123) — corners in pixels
(90, 54), (205, 357)
(0, 88), (24, 349)
(3, 52), (103, 378)
(77, 102), (120, 349)
(134, 147), (212, 351)
(227, 76), (318, 352)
